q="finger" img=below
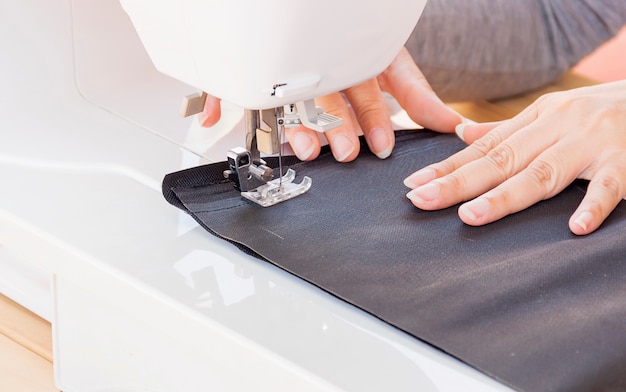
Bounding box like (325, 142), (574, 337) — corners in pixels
(403, 127), (511, 191)
(378, 48), (462, 133)
(456, 121), (503, 144)
(285, 92), (360, 162)
(198, 94), (222, 127)
(403, 122), (522, 190)
(285, 125), (322, 161)
(404, 101), (541, 189)
(406, 119), (564, 210)
(315, 93), (361, 162)
(569, 163), (626, 235)
(343, 79), (394, 159)
(457, 141), (588, 226)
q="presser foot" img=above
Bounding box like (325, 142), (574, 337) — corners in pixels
(223, 147), (311, 207)
(241, 169), (311, 207)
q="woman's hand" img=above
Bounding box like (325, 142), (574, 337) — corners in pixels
(404, 80), (626, 235)
(200, 48), (462, 162)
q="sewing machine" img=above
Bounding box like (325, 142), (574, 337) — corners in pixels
(120, 0), (426, 206)
(0, 0), (510, 390)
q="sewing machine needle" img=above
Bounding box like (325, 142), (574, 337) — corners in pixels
(276, 106), (284, 188)
(278, 126), (284, 188)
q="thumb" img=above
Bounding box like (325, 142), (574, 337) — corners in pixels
(378, 48), (462, 133)
(455, 121), (503, 144)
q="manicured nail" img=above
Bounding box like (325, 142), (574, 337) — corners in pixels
(403, 168), (436, 188)
(455, 118), (475, 141)
(331, 134), (357, 161)
(573, 211), (593, 232)
(406, 182), (440, 204)
(369, 127), (393, 159)
(291, 132), (316, 160)
(459, 198), (491, 221)
(455, 123), (466, 141)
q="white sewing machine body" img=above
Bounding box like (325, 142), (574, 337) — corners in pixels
(0, 0), (509, 390)
(120, 0), (424, 109)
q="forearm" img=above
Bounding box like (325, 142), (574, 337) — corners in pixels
(407, 0), (626, 101)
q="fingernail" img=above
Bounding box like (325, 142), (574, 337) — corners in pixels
(406, 182), (440, 204)
(291, 132), (316, 160)
(403, 168), (436, 188)
(455, 118), (475, 141)
(369, 127), (393, 159)
(573, 210), (593, 232)
(331, 134), (357, 161)
(459, 198), (491, 221)
(455, 123), (466, 141)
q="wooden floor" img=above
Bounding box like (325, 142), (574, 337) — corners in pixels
(0, 295), (58, 392)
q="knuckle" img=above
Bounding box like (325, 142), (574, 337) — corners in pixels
(526, 159), (557, 194)
(469, 132), (502, 157)
(599, 174), (622, 201)
(355, 99), (387, 121)
(316, 93), (346, 116)
(534, 91), (564, 109)
(499, 188), (513, 207)
(587, 103), (626, 134)
(535, 92), (596, 118)
(432, 159), (461, 177)
(533, 91), (555, 106)
(489, 189), (515, 215)
(485, 143), (516, 176)
(444, 171), (469, 193)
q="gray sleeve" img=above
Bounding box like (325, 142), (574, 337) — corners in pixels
(406, 0), (626, 101)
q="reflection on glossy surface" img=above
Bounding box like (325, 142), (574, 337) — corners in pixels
(153, 221), (504, 391)
(174, 250), (255, 308)
(169, 240), (435, 390)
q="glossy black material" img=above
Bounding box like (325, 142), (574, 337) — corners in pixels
(164, 130), (626, 392)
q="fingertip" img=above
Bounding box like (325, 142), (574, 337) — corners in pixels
(298, 147), (321, 161)
(459, 121), (504, 144)
(289, 130), (320, 161)
(198, 112), (220, 127)
(326, 132), (359, 162)
(458, 198), (491, 225)
(403, 178), (416, 189)
(455, 122), (467, 142)
(406, 190), (420, 207)
(569, 210), (595, 236)
(368, 127), (394, 159)
(313, 92), (362, 162)
(405, 182), (440, 207)
(403, 168), (436, 189)
(454, 118), (476, 142)
(198, 96), (222, 127)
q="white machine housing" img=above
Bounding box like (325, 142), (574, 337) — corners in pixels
(120, 0), (427, 109)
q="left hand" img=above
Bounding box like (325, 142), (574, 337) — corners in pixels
(404, 80), (626, 235)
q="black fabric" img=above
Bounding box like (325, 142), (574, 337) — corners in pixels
(163, 130), (626, 392)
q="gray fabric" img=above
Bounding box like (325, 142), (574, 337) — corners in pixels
(163, 131), (626, 392)
(408, 0), (626, 101)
